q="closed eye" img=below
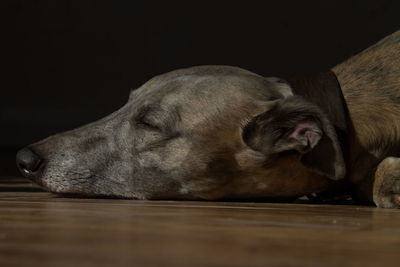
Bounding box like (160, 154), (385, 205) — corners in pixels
(135, 105), (165, 131)
(136, 118), (161, 131)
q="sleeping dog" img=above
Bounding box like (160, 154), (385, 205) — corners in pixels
(16, 30), (400, 208)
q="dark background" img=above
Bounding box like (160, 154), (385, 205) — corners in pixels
(2, 0), (400, 176)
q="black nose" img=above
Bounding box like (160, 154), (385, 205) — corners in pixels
(16, 147), (43, 177)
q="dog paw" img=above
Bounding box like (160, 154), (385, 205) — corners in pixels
(373, 157), (400, 208)
(374, 193), (400, 208)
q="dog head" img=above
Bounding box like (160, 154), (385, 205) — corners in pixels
(16, 66), (345, 200)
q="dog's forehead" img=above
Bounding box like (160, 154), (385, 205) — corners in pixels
(129, 66), (286, 115)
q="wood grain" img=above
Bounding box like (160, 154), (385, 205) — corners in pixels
(1, 177), (400, 267)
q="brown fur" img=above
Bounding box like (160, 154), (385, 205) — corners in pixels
(333, 30), (400, 204)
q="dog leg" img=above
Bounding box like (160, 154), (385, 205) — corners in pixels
(373, 157), (400, 208)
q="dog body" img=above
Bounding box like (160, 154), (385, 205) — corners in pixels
(333, 30), (400, 207)
(16, 30), (400, 208)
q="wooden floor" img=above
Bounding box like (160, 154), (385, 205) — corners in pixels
(1, 178), (400, 267)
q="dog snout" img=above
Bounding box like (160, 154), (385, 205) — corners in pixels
(16, 147), (44, 177)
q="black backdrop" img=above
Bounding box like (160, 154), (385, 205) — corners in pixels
(2, 0), (400, 175)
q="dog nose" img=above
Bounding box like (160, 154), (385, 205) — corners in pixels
(16, 147), (43, 176)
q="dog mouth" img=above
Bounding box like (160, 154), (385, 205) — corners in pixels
(57, 192), (139, 200)
(26, 176), (53, 192)
(27, 176), (141, 200)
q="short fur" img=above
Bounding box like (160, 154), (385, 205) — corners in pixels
(16, 30), (400, 208)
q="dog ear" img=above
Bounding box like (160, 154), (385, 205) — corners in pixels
(242, 96), (345, 180)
